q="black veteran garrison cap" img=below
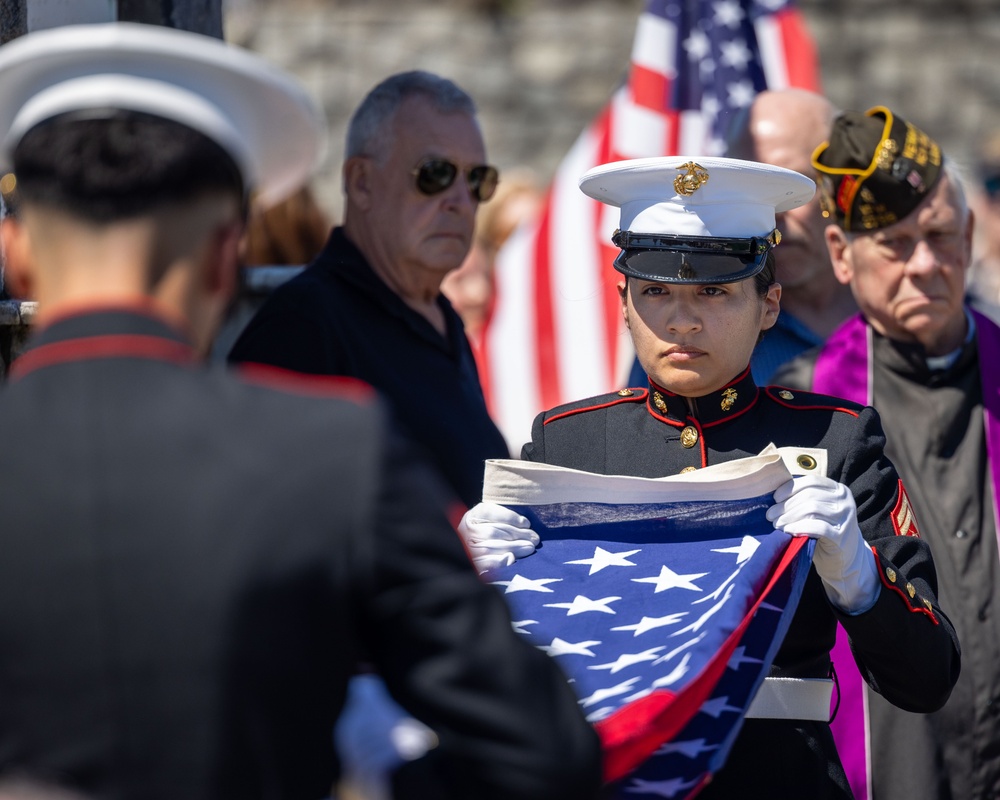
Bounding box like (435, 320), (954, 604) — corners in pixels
(811, 106), (942, 232)
(579, 156), (815, 284)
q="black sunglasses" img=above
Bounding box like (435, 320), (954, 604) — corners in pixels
(411, 159), (499, 202)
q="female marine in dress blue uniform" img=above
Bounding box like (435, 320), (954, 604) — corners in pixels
(461, 157), (960, 799)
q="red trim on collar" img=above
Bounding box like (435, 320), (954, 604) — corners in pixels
(10, 334), (193, 378)
(645, 400), (686, 428)
(700, 385), (760, 429)
(237, 362), (376, 404)
(543, 389), (648, 425)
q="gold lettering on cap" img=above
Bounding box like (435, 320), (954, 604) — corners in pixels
(876, 139), (897, 170)
(674, 162), (710, 196)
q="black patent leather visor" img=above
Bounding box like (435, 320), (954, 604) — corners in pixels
(611, 231), (777, 284)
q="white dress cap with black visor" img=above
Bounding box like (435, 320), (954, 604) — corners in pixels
(579, 156), (815, 284)
(0, 22), (326, 209)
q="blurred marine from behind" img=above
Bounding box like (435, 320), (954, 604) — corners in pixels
(0, 23), (601, 800)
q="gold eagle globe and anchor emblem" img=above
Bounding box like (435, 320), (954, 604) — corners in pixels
(674, 162), (710, 196)
(720, 388), (738, 411)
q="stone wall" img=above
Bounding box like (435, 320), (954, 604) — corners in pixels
(223, 0), (1000, 221)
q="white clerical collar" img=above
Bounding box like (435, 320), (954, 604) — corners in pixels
(925, 308), (976, 372)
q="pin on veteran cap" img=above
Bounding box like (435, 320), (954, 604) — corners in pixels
(811, 106), (942, 232)
(579, 156), (815, 284)
(0, 22), (326, 208)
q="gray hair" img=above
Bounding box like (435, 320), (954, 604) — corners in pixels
(345, 71), (478, 163)
(942, 157), (970, 219)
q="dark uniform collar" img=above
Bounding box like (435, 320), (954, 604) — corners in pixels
(11, 304), (194, 379)
(646, 366), (759, 426)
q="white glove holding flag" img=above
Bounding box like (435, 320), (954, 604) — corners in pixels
(458, 502), (540, 573)
(766, 475), (880, 613)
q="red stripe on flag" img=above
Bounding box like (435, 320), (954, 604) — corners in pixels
(591, 106), (624, 390)
(775, 8), (822, 91)
(600, 238), (624, 388)
(597, 535), (813, 781)
(532, 188), (561, 411)
(630, 64), (669, 111)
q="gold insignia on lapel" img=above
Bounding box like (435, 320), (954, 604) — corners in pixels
(680, 426), (699, 448)
(674, 161), (709, 196)
(778, 390), (794, 400)
(721, 388), (737, 411)
(618, 388), (634, 397)
(653, 392), (668, 413)
(796, 454), (817, 471)
(923, 598), (933, 612)
(906, 582), (916, 599)
(680, 466), (697, 474)
(885, 567), (897, 583)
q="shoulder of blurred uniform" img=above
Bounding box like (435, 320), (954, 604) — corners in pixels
(231, 361), (378, 410)
(761, 384), (865, 415)
(769, 344), (821, 391)
(540, 387), (649, 425)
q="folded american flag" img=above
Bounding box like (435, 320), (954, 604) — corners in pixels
(481, 455), (815, 798)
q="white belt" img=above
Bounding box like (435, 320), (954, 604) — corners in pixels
(744, 677), (833, 721)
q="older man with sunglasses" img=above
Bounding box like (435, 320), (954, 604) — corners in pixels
(229, 70), (508, 508)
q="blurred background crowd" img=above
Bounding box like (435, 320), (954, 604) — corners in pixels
(223, 0), (1000, 228)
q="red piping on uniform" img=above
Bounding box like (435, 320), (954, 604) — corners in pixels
(10, 335), (193, 378)
(695, 417), (707, 467)
(237, 362), (376, 404)
(872, 549), (938, 625)
(543, 390), (648, 425)
(646, 402), (686, 428)
(766, 387), (860, 418)
(701, 386), (761, 429)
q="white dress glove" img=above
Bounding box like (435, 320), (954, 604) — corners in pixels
(458, 502), (540, 573)
(766, 475), (880, 614)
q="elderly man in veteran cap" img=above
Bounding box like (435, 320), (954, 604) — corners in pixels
(0, 23), (602, 800)
(775, 107), (1000, 800)
(460, 155), (959, 799)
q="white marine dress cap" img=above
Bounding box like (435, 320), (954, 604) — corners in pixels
(579, 156), (815, 283)
(0, 22), (327, 207)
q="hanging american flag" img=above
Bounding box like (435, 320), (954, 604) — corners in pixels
(479, 0), (821, 450)
(480, 456), (817, 797)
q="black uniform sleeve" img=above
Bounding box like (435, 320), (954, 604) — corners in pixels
(834, 406), (961, 713)
(362, 432), (602, 800)
(520, 410), (546, 463)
